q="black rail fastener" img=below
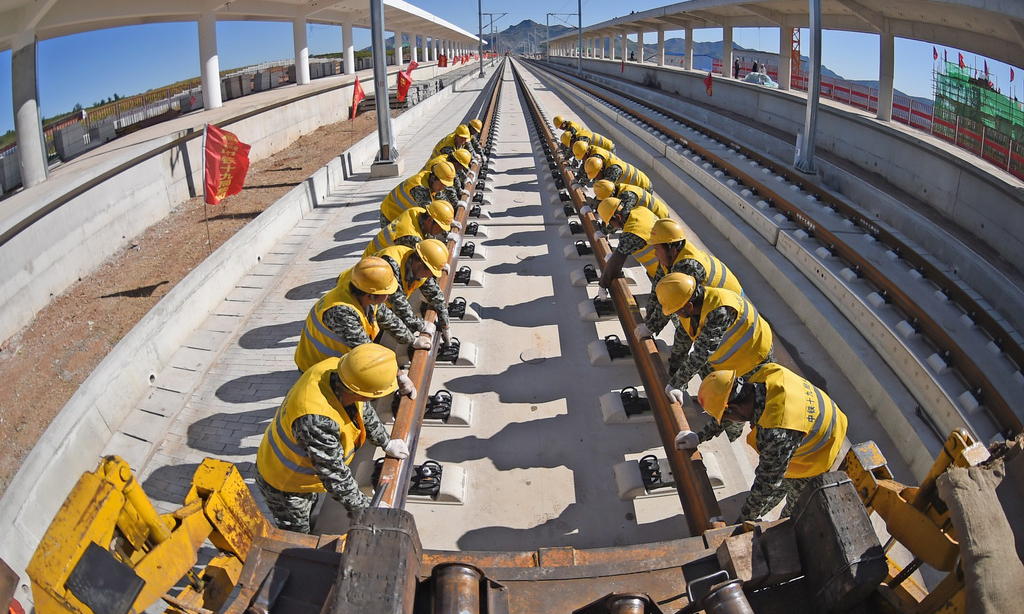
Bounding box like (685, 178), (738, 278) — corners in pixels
(605, 334), (631, 359)
(469, 203), (482, 218)
(454, 266), (472, 285)
(437, 338), (461, 364)
(465, 222), (479, 236)
(563, 203), (576, 217)
(410, 461), (443, 497)
(594, 296), (615, 317)
(449, 297), (467, 319)
(559, 191), (571, 202)
(425, 390), (453, 421)
(575, 240), (593, 256)
(583, 264), (600, 284)
(555, 177), (565, 190)
(620, 386), (651, 416)
(460, 241), (476, 258)
(568, 220), (583, 235)
(639, 455), (667, 490)
(473, 191), (485, 203)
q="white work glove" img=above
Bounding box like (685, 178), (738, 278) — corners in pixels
(594, 230), (605, 240)
(384, 438), (410, 459)
(460, 189), (471, 198)
(420, 320), (436, 337)
(674, 430), (699, 451)
(397, 371), (417, 399)
(665, 385), (686, 406)
(634, 322), (653, 339)
(596, 287), (609, 301)
(446, 231), (460, 243)
(441, 327), (453, 345)
(441, 263), (451, 274)
(456, 200), (467, 210)
(412, 335), (432, 351)
(468, 171), (477, 182)
(579, 205), (593, 216)
(570, 182), (583, 192)
(450, 219), (463, 231)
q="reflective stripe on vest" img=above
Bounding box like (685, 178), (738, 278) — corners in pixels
(684, 287), (773, 375)
(364, 208), (425, 257)
(608, 153), (651, 191)
(675, 242), (744, 296)
(294, 275), (381, 372)
(622, 207), (660, 277)
(381, 171), (432, 223)
(375, 245), (427, 299)
(619, 184), (669, 218)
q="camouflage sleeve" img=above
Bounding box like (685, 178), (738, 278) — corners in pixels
(469, 139), (483, 157)
(618, 190), (639, 209)
(376, 303), (417, 345)
(322, 305), (373, 348)
(604, 164), (623, 184)
(676, 258), (709, 285)
(418, 277), (451, 329)
(644, 267), (671, 334)
(668, 306), (736, 390)
(361, 403), (391, 447)
(292, 414), (371, 511)
(442, 186), (459, 208)
(697, 417), (746, 443)
(615, 231), (648, 257)
(739, 426), (805, 521)
(395, 234), (421, 250)
(439, 145), (455, 156)
(410, 185), (433, 207)
(382, 257), (426, 332)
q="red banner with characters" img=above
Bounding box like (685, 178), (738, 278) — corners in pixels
(204, 124), (251, 205)
(397, 70), (413, 102)
(439, 54), (448, 67)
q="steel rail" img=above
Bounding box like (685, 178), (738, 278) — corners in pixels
(530, 60), (1023, 436)
(510, 59), (724, 535)
(378, 61), (506, 508)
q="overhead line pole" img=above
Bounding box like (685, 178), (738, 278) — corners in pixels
(577, 0), (582, 73)
(478, 0), (484, 77)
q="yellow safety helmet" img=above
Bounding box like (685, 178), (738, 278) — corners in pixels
(337, 343), (400, 398)
(584, 156), (604, 180)
(351, 256), (399, 295)
(655, 272), (698, 315)
(649, 218), (686, 245)
(451, 148), (472, 171)
(431, 161), (456, 187)
(593, 180), (616, 201)
(553, 115), (566, 129)
(425, 199), (454, 232)
(572, 141), (590, 161)
(468, 119), (483, 134)
(597, 197), (624, 225)
(455, 124), (471, 139)
(415, 238), (450, 277)
(697, 369), (738, 422)
(560, 131), (572, 148)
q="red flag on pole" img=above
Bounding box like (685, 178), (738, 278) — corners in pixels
(407, 60), (418, 76)
(958, 52), (966, 69)
(351, 76), (365, 120)
(703, 72), (713, 96)
(984, 59), (989, 77)
(621, 58), (625, 73)
(933, 46), (938, 60)
(1012, 68), (1016, 82)
(396, 70), (413, 102)
(204, 124), (251, 205)
(438, 54), (448, 67)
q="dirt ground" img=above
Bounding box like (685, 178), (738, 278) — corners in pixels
(0, 110), (391, 498)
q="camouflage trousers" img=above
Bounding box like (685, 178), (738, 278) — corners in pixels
(768, 476), (815, 519)
(255, 471), (319, 534)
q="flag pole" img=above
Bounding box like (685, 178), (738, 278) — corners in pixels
(202, 124), (213, 256)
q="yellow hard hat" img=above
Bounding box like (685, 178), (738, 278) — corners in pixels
(593, 180), (616, 201)
(584, 156), (604, 180)
(572, 141), (590, 161)
(455, 124), (471, 139)
(553, 115), (566, 129)
(655, 272), (697, 315)
(415, 238), (450, 277)
(697, 370), (738, 422)
(432, 161), (456, 187)
(425, 199), (454, 231)
(468, 119), (483, 134)
(560, 131), (572, 148)
(597, 197), (623, 225)
(337, 343), (400, 398)
(649, 218), (686, 245)
(451, 148), (472, 171)
(351, 256), (399, 295)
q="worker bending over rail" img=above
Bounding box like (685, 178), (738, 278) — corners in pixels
(595, 198), (660, 291)
(431, 124), (476, 160)
(374, 240), (454, 344)
(379, 162), (457, 228)
(424, 148), (473, 189)
(574, 142), (652, 191)
(593, 180), (669, 218)
(363, 200), (457, 256)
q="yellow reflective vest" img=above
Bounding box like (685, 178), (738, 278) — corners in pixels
(374, 245), (427, 299)
(590, 147), (651, 191)
(364, 207), (427, 257)
(380, 171), (435, 224)
(621, 207), (661, 277)
(430, 133), (469, 159)
(575, 129), (615, 152)
(615, 184), (669, 218)
(682, 287), (773, 376)
(257, 358), (368, 493)
(294, 272), (381, 372)
(746, 363), (848, 479)
(670, 242), (744, 296)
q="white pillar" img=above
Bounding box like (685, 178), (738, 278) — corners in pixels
(199, 11), (222, 110)
(635, 30), (642, 61)
(723, 27), (734, 77)
(657, 27), (665, 66)
(421, 34), (429, 63)
(684, 26), (693, 70)
(395, 31), (403, 66)
(620, 30), (627, 63)
(293, 17), (310, 85)
(11, 31), (47, 187)
(411, 35), (418, 63)
(877, 32), (894, 121)
(777, 27), (792, 90)
(343, 22), (355, 74)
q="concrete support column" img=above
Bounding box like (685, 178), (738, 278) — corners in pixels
(293, 17), (310, 85)
(199, 11), (222, 110)
(657, 27), (665, 66)
(684, 27), (693, 70)
(877, 32), (895, 121)
(433, 38), (439, 61)
(343, 22), (355, 74)
(421, 34), (428, 63)
(395, 31), (403, 66)
(777, 26), (792, 90)
(620, 30), (627, 63)
(723, 27), (734, 77)
(410, 35), (418, 63)
(11, 31), (47, 187)
(635, 30), (642, 61)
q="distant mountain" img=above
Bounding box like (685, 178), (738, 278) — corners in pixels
(849, 80), (932, 105)
(490, 19), (572, 54)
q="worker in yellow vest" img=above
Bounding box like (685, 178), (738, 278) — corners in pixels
(379, 162), (457, 228)
(552, 114), (582, 138)
(294, 257), (429, 372)
(467, 118), (484, 157)
(256, 344), (412, 532)
(653, 272), (774, 406)
(571, 128), (616, 153)
(574, 142), (652, 191)
(676, 365), (848, 522)
(595, 199), (661, 294)
(430, 124), (473, 160)
(592, 180), (669, 218)
(373, 240), (455, 344)
(363, 200), (457, 257)
(423, 148), (473, 189)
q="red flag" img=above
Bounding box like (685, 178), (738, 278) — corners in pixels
(933, 46), (938, 60)
(407, 60), (418, 76)
(452, 55), (460, 66)
(351, 76), (365, 120)
(396, 70), (413, 102)
(984, 60), (989, 77)
(438, 54), (448, 67)
(1012, 68), (1016, 82)
(204, 124), (250, 205)
(621, 58), (625, 73)
(959, 52), (966, 69)
(704, 72), (713, 96)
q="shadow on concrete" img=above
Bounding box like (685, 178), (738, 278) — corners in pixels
(215, 369), (298, 403)
(440, 355), (580, 405)
(285, 277), (336, 301)
(187, 405), (277, 456)
(499, 179), (539, 192)
(205, 210), (263, 222)
(484, 256), (555, 278)
(351, 209), (383, 224)
(472, 295), (556, 328)
(310, 240), (367, 262)
(331, 221), (378, 243)
(143, 460), (258, 505)
(238, 320), (303, 350)
(100, 280), (169, 298)
(481, 230), (544, 248)
(495, 203), (544, 218)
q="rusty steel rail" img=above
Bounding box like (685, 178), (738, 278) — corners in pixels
(378, 61), (506, 508)
(529, 60), (1023, 437)
(510, 60), (724, 535)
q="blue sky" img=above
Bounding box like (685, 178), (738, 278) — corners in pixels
(1, 0), (1019, 134)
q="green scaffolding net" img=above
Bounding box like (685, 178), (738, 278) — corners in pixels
(934, 62), (1024, 141)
